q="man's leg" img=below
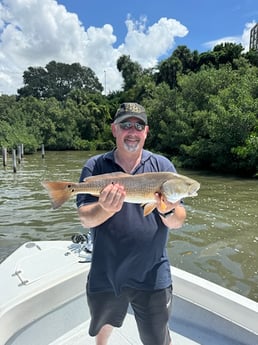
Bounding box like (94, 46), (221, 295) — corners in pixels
(130, 286), (173, 345)
(95, 324), (172, 345)
(87, 287), (128, 342)
(96, 324), (113, 345)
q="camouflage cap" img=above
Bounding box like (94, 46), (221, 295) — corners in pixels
(114, 102), (147, 124)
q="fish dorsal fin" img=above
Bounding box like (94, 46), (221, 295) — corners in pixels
(83, 171), (131, 182)
(106, 172), (132, 177)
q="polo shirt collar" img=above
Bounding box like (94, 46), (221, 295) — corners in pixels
(103, 148), (152, 165)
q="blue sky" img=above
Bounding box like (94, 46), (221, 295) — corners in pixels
(0, 0), (257, 95)
(57, 0), (258, 52)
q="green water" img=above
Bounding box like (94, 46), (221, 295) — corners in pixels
(0, 151), (257, 301)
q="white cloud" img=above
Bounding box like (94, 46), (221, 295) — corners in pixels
(0, 0), (188, 95)
(119, 16), (188, 67)
(204, 21), (256, 52)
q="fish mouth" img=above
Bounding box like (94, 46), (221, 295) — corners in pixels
(188, 182), (200, 196)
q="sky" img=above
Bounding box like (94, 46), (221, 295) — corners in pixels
(0, 0), (257, 95)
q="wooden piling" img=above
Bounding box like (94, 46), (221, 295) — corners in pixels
(41, 144), (45, 158)
(2, 147), (7, 167)
(12, 149), (17, 173)
(17, 145), (22, 164)
(21, 144), (24, 157)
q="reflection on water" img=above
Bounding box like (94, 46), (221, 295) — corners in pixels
(0, 151), (257, 302)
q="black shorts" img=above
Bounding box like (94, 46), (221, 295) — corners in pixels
(87, 285), (173, 345)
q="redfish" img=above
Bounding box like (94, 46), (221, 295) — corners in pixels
(42, 171), (200, 216)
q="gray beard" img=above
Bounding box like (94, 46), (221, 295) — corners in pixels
(123, 141), (140, 152)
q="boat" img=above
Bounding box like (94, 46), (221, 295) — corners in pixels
(0, 236), (257, 345)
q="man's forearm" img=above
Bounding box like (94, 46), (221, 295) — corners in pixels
(78, 202), (115, 228)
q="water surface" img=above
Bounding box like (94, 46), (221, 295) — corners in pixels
(0, 151), (257, 301)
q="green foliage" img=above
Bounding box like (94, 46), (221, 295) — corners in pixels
(199, 43), (244, 69)
(175, 64), (258, 174)
(0, 89), (113, 153)
(18, 61), (103, 100)
(117, 55), (143, 91)
(1, 48), (258, 176)
(244, 49), (258, 67)
(232, 133), (258, 175)
(0, 120), (38, 153)
(156, 57), (182, 88)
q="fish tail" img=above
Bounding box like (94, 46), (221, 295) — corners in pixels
(41, 181), (76, 209)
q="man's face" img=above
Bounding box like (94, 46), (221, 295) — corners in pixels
(112, 117), (149, 153)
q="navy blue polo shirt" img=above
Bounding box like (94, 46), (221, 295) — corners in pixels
(77, 149), (177, 295)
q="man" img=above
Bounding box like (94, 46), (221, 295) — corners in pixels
(77, 102), (186, 345)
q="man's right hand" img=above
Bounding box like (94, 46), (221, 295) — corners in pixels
(78, 183), (126, 228)
(98, 183), (126, 214)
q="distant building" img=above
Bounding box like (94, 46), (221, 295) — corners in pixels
(250, 23), (258, 50)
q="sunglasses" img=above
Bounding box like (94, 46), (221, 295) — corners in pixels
(118, 121), (146, 132)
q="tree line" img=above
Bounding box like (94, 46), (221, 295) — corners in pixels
(0, 43), (257, 176)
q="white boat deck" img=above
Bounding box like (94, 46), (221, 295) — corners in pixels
(1, 241), (257, 345)
(9, 293), (256, 345)
(50, 315), (199, 345)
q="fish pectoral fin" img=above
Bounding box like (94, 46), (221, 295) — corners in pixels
(142, 203), (157, 216)
(160, 199), (167, 212)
